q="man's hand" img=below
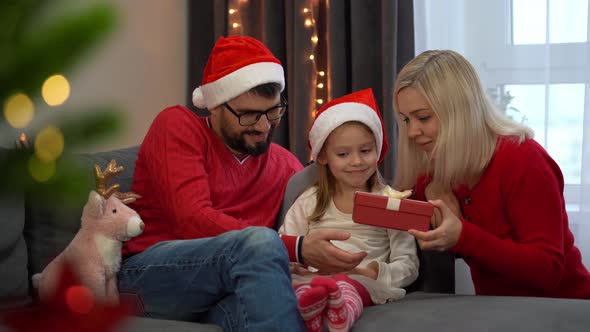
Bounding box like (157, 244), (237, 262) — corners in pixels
(301, 229), (367, 273)
(425, 181), (461, 228)
(409, 199), (462, 251)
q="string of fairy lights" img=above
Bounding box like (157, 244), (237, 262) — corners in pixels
(226, 0), (328, 123)
(302, 4), (328, 119)
(227, 0), (245, 36)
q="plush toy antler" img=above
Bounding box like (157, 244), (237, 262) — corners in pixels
(94, 160), (141, 204)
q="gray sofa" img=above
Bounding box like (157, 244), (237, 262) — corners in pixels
(1, 146), (589, 332)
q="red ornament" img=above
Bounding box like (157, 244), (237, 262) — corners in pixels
(1, 262), (131, 332)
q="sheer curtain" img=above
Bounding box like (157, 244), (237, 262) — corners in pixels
(414, 0), (590, 269)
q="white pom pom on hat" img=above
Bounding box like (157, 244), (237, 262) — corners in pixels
(192, 87), (206, 109)
(308, 88), (389, 164)
(192, 36), (285, 110)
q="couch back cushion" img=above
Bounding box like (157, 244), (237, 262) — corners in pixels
(24, 146), (139, 276)
(0, 148), (30, 307)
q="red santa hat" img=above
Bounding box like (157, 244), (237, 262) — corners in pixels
(308, 88), (389, 164)
(192, 36), (285, 109)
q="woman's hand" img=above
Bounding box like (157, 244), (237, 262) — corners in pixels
(425, 182), (462, 228)
(409, 200), (462, 251)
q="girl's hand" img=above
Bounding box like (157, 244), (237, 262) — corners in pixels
(349, 261), (379, 280)
(409, 200), (462, 251)
(424, 182), (462, 228)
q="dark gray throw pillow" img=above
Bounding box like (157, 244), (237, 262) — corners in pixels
(23, 146), (139, 276)
(0, 148), (30, 308)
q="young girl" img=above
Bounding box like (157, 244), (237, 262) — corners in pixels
(394, 50), (590, 299)
(280, 89), (419, 332)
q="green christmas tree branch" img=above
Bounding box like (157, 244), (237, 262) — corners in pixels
(0, 1), (124, 204)
(0, 2), (117, 102)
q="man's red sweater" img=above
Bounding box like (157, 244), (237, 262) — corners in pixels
(122, 106), (303, 260)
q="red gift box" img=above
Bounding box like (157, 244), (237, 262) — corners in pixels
(352, 192), (433, 232)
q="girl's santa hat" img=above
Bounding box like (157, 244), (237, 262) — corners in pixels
(192, 36), (285, 110)
(309, 88), (389, 164)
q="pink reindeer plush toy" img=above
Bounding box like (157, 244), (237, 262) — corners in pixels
(34, 160), (144, 304)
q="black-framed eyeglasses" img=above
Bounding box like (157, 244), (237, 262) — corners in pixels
(223, 98), (288, 126)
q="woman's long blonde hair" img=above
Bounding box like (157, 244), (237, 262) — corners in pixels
(309, 121), (385, 222)
(393, 50), (533, 190)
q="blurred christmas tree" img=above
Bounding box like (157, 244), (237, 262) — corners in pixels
(1, 0), (123, 206)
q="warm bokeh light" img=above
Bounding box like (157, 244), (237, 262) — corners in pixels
(28, 156), (56, 182)
(232, 22), (239, 29)
(316, 99), (324, 104)
(229, 8), (236, 14)
(305, 19), (313, 27)
(311, 35), (318, 43)
(34, 126), (64, 162)
(309, 54), (315, 60)
(303, 8), (309, 13)
(42, 74), (70, 106)
(3, 93), (34, 128)
(65, 285), (95, 314)
(318, 71), (325, 76)
(317, 83), (324, 88)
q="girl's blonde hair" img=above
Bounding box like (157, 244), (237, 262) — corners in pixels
(309, 121), (385, 222)
(393, 50), (533, 190)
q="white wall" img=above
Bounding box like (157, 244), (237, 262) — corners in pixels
(65, 0), (187, 151)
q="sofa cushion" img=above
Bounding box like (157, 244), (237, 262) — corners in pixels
(356, 292), (590, 331)
(117, 317), (222, 332)
(0, 193), (29, 308)
(24, 146), (139, 276)
(0, 148), (30, 307)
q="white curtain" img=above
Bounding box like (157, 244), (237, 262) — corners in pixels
(414, 0), (590, 268)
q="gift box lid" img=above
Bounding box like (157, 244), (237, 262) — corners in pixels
(354, 191), (433, 216)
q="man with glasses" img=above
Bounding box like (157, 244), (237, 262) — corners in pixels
(118, 36), (366, 331)
(219, 94), (287, 157)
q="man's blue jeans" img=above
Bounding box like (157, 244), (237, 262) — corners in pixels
(118, 227), (304, 331)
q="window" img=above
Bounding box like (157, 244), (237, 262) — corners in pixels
(512, 0), (588, 44)
(415, 0), (590, 265)
(504, 83), (585, 185)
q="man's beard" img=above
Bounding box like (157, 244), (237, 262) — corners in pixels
(221, 125), (275, 157)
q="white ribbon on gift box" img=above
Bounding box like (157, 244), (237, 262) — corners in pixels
(386, 197), (401, 211)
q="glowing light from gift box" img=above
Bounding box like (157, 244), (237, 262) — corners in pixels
(42, 74), (70, 106)
(3, 93), (34, 128)
(34, 125), (64, 162)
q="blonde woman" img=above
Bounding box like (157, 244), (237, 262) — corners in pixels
(394, 49), (590, 299)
